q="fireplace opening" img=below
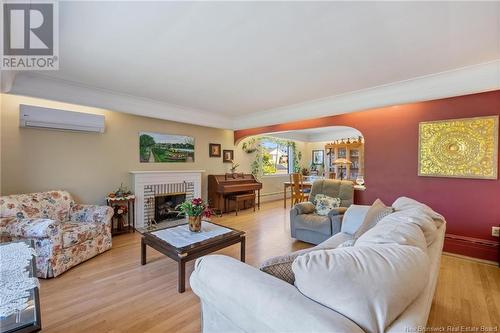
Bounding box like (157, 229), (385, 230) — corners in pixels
(154, 192), (186, 222)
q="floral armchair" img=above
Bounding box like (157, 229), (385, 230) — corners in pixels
(0, 190), (113, 278)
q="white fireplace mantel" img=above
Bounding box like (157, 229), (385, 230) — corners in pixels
(130, 170), (205, 228)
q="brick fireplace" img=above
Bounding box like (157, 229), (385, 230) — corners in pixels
(130, 170), (204, 228)
(154, 192), (186, 222)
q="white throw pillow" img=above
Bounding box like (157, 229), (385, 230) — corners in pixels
(293, 245), (430, 333)
(314, 194), (341, 216)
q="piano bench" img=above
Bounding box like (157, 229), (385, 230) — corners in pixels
(227, 193), (257, 216)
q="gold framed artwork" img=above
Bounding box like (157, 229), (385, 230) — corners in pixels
(418, 115), (498, 179)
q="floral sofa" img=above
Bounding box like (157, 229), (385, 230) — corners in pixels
(0, 190), (113, 278)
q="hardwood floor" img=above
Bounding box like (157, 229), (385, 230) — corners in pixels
(39, 200), (499, 332)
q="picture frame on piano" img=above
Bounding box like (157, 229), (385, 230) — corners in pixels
(223, 150), (234, 163)
(209, 143), (222, 157)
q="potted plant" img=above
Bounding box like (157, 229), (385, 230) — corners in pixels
(230, 160), (240, 173)
(178, 198), (212, 232)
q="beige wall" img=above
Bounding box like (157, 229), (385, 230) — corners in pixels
(0, 94), (317, 206)
(0, 94), (252, 204)
(304, 141), (329, 172)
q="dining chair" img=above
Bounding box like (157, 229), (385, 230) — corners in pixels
(290, 173), (310, 206)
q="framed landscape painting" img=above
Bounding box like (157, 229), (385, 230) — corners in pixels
(139, 132), (195, 163)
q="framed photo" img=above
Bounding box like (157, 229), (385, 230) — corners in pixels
(312, 150), (324, 165)
(209, 143), (221, 157)
(223, 149), (234, 163)
(139, 132), (195, 163)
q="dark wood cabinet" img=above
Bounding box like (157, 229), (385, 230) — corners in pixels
(208, 173), (262, 213)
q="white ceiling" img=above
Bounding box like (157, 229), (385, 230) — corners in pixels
(4, 1), (500, 129)
(267, 126), (362, 143)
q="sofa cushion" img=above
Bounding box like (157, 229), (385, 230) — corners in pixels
(259, 248), (314, 284)
(293, 245), (430, 333)
(0, 190), (73, 222)
(340, 205), (371, 235)
(62, 222), (99, 248)
(260, 232), (354, 284)
(293, 213), (332, 236)
(7, 218), (61, 239)
(353, 199), (394, 239)
(374, 207), (439, 246)
(0, 217), (15, 234)
(316, 232), (354, 249)
(293, 201), (316, 215)
(355, 214), (428, 252)
(392, 197), (444, 228)
(336, 239), (355, 248)
(314, 194), (341, 216)
(310, 180), (354, 207)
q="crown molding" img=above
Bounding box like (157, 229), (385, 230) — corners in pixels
(6, 60), (500, 130)
(232, 60), (500, 130)
(7, 72), (233, 129)
(308, 128), (362, 142)
(268, 127), (362, 142)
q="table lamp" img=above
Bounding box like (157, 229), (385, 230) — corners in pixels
(333, 158), (352, 180)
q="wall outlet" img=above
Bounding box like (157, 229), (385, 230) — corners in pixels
(492, 226), (500, 237)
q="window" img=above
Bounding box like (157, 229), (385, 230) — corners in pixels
(261, 139), (293, 175)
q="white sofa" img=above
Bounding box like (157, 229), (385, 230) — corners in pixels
(191, 197), (446, 333)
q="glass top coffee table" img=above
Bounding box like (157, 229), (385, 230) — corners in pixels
(140, 221), (245, 293)
(0, 240), (41, 333)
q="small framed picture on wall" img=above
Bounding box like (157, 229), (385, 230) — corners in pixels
(223, 150), (234, 163)
(312, 150), (324, 165)
(209, 143), (221, 157)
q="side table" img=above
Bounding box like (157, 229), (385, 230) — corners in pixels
(106, 196), (135, 236)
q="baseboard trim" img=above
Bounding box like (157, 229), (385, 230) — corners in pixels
(260, 191), (288, 203)
(445, 233), (499, 247)
(442, 252), (498, 266)
(444, 233), (499, 263)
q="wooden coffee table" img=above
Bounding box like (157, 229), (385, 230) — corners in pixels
(141, 221), (245, 293)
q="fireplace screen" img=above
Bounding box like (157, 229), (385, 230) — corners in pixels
(154, 193), (186, 222)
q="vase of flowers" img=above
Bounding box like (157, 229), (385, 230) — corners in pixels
(178, 198), (212, 232)
(113, 204), (128, 231)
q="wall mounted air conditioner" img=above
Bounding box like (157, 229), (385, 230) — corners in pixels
(19, 104), (105, 133)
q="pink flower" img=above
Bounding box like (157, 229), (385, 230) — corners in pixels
(192, 198), (203, 206)
(203, 207), (213, 218)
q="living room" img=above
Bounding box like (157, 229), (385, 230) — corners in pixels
(1, 1), (499, 333)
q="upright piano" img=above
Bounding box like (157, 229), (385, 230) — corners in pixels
(208, 173), (262, 213)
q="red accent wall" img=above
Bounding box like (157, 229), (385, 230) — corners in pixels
(235, 90), (500, 262)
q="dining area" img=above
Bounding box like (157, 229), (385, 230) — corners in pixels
(283, 174), (366, 209)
